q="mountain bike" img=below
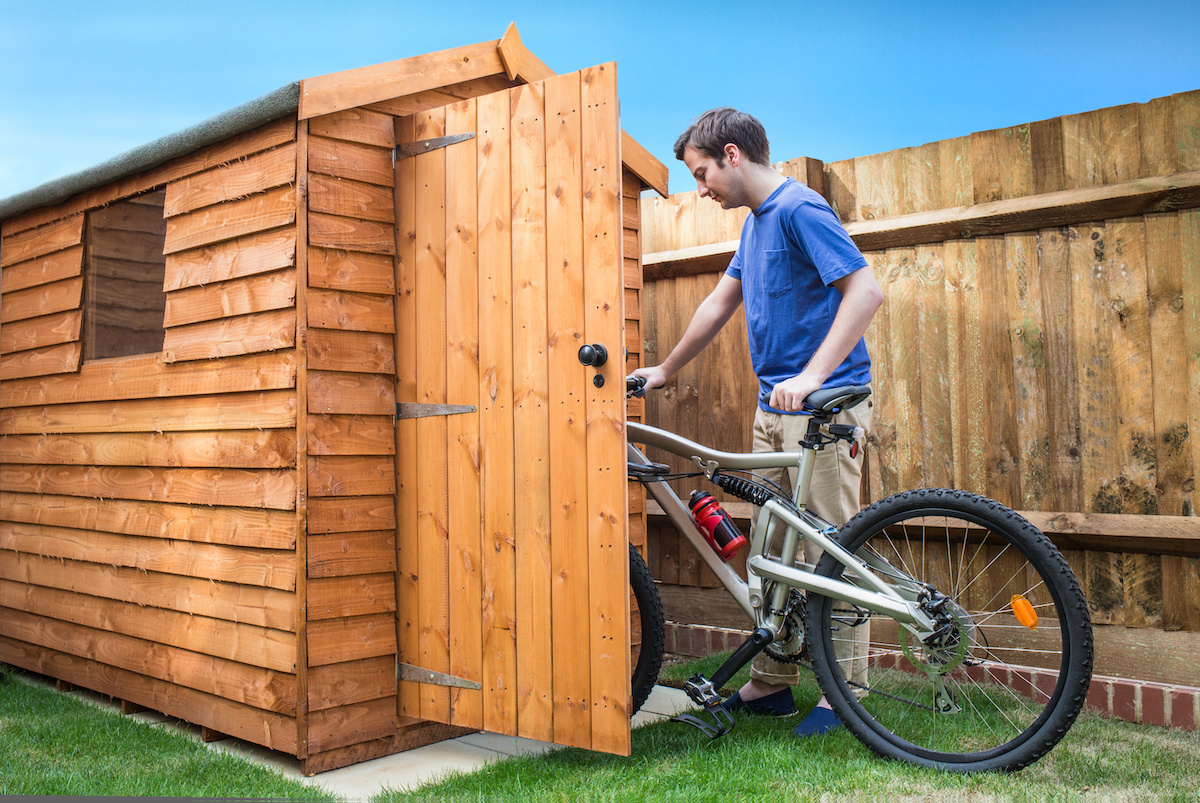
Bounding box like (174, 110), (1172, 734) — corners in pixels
(623, 377), (1093, 772)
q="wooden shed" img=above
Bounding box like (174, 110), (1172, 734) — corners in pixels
(0, 24), (668, 772)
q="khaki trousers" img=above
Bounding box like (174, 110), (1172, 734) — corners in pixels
(747, 398), (872, 692)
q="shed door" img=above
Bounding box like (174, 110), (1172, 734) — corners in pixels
(392, 63), (630, 754)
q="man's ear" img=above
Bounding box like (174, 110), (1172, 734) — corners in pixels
(723, 143), (740, 166)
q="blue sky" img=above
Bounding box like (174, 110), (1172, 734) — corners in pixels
(2, 0), (1198, 201)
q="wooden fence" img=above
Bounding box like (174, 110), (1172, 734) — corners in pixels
(638, 88), (1200, 687)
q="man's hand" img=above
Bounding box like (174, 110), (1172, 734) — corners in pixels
(768, 372), (822, 413)
(630, 365), (668, 393)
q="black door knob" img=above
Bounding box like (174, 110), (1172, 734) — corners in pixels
(578, 343), (608, 367)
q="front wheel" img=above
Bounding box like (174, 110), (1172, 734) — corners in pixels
(630, 543), (664, 715)
(806, 489), (1093, 772)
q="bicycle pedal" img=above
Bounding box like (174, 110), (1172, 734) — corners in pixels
(672, 674), (736, 739)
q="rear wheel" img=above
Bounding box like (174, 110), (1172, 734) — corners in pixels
(806, 489), (1093, 772)
(630, 543), (664, 715)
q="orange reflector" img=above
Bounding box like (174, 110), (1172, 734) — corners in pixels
(1011, 594), (1038, 630)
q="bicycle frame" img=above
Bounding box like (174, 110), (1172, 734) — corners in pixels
(627, 421), (937, 640)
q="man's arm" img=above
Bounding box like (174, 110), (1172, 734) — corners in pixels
(632, 273), (743, 390)
(768, 265), (884, 412)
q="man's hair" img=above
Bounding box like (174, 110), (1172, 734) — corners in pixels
(674, 108), (771, 166)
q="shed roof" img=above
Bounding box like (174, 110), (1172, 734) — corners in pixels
(0, 24), (667, 225)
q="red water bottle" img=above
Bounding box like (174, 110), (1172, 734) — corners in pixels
(688, 491), (747, 561)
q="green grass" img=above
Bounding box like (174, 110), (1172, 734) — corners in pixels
(5, 656), (1200, 802)
(0, 668), (336, 799)
(382, 653), (1200, 802)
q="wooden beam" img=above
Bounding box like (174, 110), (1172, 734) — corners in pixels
(299, 40), (507, 120)
(643, 168), (1200, 278)
(497, 22), (527, 80)
(645, 500), (1200, 556)
(621, 131), (669, 199)
(850, 167), (1200, 251)
(643, 239), (737, 281)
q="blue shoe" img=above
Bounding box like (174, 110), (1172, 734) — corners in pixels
(720, 688), (798, 718)
(793, 706), (842, 737)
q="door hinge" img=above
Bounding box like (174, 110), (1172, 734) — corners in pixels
(396, 403), (477, 419)
(394, 132), (475, 160)
(397, 660), (482, 690)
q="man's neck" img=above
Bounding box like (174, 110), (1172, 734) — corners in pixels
(742, 164), (787, 211)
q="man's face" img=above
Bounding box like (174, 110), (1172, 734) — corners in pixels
(683, 145), (744, 209)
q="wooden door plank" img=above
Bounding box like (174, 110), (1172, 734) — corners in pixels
(544, 69), (592, 749)
(412, 106), (452, 724)
(476, 88), (518, 735)
(580, 62), (630, 755)
(444, 97), (484, 730)
(509, 80), (554, 743)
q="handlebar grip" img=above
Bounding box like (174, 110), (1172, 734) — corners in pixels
(626, 376), (648, 397)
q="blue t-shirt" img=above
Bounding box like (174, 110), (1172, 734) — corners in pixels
(725, 178), (871, 413)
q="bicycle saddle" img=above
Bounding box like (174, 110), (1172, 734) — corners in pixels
(805, 384), (871, 414)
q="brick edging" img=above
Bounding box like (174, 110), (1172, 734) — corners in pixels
(663, 621), (1200, 732)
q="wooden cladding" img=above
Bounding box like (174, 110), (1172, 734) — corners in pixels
(0, 117), (305, 755)
(298, 103), (400, 757)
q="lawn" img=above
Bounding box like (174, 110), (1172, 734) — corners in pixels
(3, 657), (1199, 802)
(0, 667), (334, 799)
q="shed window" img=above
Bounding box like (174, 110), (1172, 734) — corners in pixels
(84, 189), (168, 360)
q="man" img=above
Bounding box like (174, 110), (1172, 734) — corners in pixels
(632, 108), (883, 737)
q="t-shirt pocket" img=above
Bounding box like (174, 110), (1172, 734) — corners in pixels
(763, 249), (794, 299)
